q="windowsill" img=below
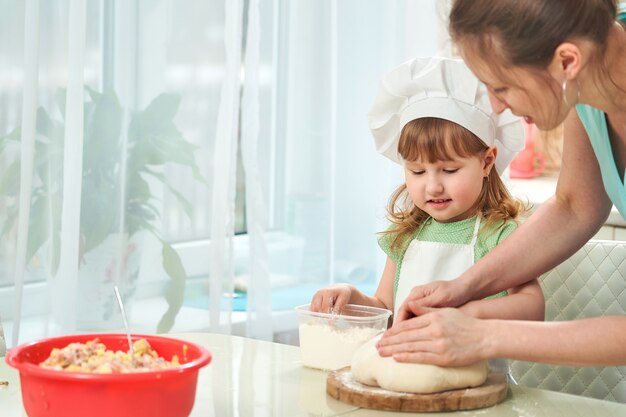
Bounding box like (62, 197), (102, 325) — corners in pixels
(2, 299), (301, 348)
(4, 278), (380, 347)
(129, 297), (300, 337)
(1, 231), (309, 347)
(507, 174), (626, 228)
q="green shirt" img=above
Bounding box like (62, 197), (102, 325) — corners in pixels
(378, 216), (516, 298)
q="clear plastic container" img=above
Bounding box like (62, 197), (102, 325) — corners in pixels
(295, 303), (392, 371)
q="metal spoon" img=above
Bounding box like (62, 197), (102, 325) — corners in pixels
(114, 285), (135, 368)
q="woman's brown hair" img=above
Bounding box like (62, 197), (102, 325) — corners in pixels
(449, 0), (617, 69)
(448, 1), (620, 131)
(382, 117), (527, 252)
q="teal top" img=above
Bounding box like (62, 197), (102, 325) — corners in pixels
(619, 2), (626, 22)
(378, 216), (516, 298)
(575, 105), (626, 218)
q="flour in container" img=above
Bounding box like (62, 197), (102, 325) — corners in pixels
(299, 323), (381, 370)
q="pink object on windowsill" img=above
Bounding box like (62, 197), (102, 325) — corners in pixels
(509, 120), (545, 179)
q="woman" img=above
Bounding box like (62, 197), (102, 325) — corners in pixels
(376, 0), (626, 367)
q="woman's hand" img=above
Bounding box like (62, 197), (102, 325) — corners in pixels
(376, 306), (489, 367)
(394, 280), (473, 323)
(309, 284), (353, 313)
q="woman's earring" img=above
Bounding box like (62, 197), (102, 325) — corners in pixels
(562, 78), (580, 108)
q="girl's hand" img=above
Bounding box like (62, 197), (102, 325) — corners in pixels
(394, 280), (472, 323)
(309, 284), (353, 313)
(376, 306), (489, 367)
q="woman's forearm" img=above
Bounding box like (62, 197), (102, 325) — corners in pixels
(484, 316), (626, 366)
(460, 194), (609, 300)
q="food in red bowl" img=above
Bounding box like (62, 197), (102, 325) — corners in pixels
(5, 333), (212, 417)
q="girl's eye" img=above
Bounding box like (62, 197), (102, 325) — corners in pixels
(410, 170), (425, 175)
(492, 87), (507, 95)
(443, 168), (459, 174)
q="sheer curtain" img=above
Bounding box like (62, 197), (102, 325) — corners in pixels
(278, 0), (440, 323)
(1, 0), (249, 346)
(0, 0), (441, 348)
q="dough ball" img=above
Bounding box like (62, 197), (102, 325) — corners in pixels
(351, 335), (488, 394)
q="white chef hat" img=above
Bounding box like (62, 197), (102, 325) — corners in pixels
(368, 56), (524, 174)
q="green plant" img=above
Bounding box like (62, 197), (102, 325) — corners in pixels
(0, 87), (205, 332)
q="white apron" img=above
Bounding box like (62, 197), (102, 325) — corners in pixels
(393, 215), (509, 376)
(394, 215), (481, 318)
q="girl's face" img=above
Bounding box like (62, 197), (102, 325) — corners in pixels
(404, 149), (494, 223)
(460, 49), (566, 131)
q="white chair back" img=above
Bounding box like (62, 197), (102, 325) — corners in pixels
(510, 239), (626, 402)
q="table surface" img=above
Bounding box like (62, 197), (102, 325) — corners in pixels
(2, 332), (626, 416)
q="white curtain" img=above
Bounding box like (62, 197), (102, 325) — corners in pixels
(0, 0), (442, 348)
(279, 0), (440, 312)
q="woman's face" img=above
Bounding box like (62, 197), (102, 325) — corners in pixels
(460, 47), (568, 130)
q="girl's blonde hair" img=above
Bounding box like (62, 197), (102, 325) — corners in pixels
(382, 117), (527, 252)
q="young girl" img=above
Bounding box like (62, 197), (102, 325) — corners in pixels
(310, 57), (545, 326)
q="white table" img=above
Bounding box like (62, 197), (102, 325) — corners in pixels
(2, 332), (626, 416)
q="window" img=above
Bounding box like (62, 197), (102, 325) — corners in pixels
(1, 0), (442, 344)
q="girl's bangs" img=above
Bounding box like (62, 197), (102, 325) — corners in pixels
(398, 117), (486, 162)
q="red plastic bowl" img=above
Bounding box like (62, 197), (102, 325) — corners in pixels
(5, 333), (212, 417)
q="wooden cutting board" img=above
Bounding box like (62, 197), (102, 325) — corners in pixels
(327, 367), (508, 412)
